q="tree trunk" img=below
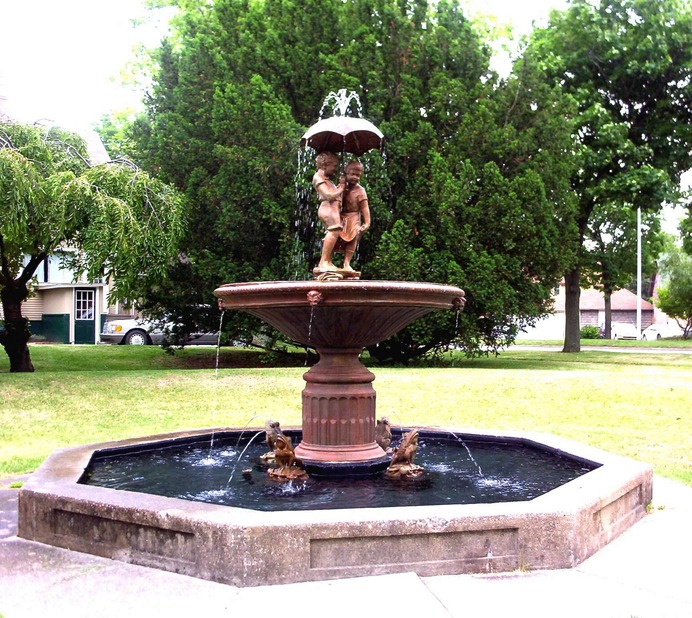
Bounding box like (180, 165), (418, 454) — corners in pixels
(562, 266), (581, 353)
(603, 289), (613, 339)
(0, 284), (35, 372)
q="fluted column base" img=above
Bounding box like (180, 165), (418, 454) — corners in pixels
(294, 347), (387, 465)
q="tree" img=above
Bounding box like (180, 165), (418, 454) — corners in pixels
(681, 211), (692, 256)
(97, 109), (140, 160)
(525, 0), (692, 352)
(0, 121), (184, 372)
(655, 244), (692, 338)
(125, 0), (579, 362)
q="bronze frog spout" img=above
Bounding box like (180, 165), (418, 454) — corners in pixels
(267, 433), (308, 481)
(386, 429), (424, 478)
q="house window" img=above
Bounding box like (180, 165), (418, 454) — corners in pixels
(75, 290), (95, 320)
(47, 252), (77, 283)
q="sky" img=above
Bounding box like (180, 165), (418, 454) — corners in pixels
(0, 0), (565, 130)
(0, 0), (172, 128)
(0, 0), (685, 230)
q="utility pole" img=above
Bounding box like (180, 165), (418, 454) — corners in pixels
(636, 206), (642, 339)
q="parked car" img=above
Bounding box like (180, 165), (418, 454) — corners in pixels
(101, 318), (219, 346)
(641, 323), (683, 341)
(600, 322), (639, 340)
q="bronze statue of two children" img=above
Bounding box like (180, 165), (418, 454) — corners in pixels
(312, 152), (370, 278)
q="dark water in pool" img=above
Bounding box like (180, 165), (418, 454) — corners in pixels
(80, 430), (598, 511)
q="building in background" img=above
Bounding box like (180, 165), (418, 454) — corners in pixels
(517, 282), (655, 340)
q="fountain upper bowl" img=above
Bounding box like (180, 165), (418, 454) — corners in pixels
(214, 280), (465, 348)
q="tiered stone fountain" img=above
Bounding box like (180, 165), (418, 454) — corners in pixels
(17, 93), (652, 587)
(215, 90), (465, 475)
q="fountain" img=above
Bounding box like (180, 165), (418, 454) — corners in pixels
(17, 92), (652, 587)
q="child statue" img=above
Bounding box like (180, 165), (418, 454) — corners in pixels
(336, 160), (371, 272)
(312, 151), (346, 272)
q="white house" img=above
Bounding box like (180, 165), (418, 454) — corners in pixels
(517, 281), (655, 340)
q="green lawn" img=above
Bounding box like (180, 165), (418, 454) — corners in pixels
(1, 344), (690, 487)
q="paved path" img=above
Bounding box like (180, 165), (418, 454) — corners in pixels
(1, 475), (691, 617)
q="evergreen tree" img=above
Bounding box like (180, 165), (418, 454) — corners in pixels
(128, 0), (580, 361)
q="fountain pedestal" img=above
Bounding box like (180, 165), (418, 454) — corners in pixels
(296, 347), (388, 472)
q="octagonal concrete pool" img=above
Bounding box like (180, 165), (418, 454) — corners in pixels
(18, 426), (652, 587)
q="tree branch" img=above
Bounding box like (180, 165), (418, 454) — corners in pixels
(45, 131), (92, 168)
(17, 253), (46, 286)
(0, 128), (15, 149)
(107, 157), (140, 171)
(0, 233), (9, 286)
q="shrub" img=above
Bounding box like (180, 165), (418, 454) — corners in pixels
(580, 325), (601, 339)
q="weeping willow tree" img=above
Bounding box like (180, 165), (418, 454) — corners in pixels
(0, 121), (184, 372)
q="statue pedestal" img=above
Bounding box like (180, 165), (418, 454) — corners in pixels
(312, 267), (361, 281)
(294, 347), (388, 472)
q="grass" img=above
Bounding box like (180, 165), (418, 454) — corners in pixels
(1, 344), (690, 487)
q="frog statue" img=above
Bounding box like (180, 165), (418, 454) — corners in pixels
(375, 417), (392, 452)
(385, 429), (424, 478)
(267, 433), (309, 481)
(260, 419), (285, 462)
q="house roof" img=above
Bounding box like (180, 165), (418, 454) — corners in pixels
(554, 287), (654, 312)
(0, 80), (11, 122)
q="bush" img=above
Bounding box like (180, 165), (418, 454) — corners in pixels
(580, 325), (601, 339)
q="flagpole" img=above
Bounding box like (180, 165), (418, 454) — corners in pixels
(636, 205), (642, 339)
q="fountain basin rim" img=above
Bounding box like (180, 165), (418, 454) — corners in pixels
(25, 425), (645, 521)
(214, 280), (464, 310)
